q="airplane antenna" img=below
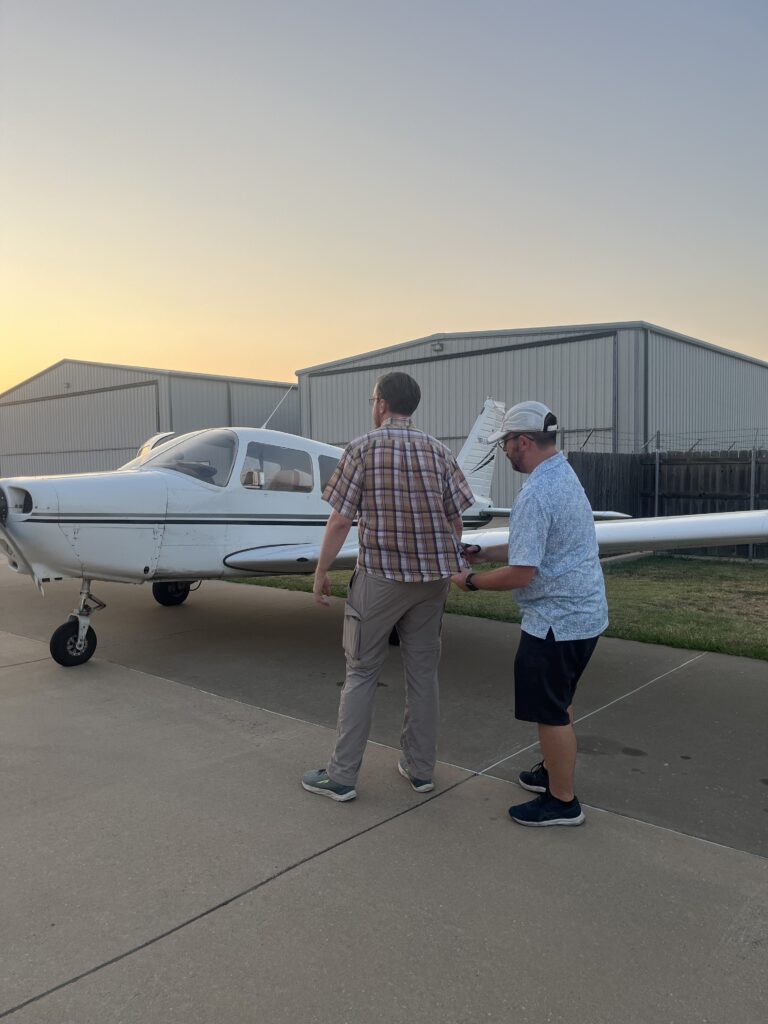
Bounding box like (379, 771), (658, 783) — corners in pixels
(261, 384), (297, 428)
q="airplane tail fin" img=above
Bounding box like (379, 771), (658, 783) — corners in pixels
(455, 398), (505, 504)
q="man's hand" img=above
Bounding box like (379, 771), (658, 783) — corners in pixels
(312, 510), (353, 606)
(313, 570), (332, 606)
(451, 569), (471, 591)
(460, 543), (483, 566)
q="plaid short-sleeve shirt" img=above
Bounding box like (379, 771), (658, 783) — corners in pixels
(323, 416), (475, 582)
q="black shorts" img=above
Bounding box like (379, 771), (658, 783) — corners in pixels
(514, 629), (599, 726)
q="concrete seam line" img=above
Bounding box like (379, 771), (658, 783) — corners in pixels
(478, 652), (707, 776)
(580, 803), (768, 862)
(0, 776), (475, 1020)
(0, 657), (51, 671)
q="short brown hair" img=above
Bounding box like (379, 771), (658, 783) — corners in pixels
(375, 372), (421, 416)
(529, 431), (557, 449)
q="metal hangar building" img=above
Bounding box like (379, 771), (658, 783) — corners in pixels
(0, 360), (300, 478)
(297, 321), (768, 507)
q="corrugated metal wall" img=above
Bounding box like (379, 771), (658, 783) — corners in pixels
(0, 382), (159, 476)
(166, 378), (300, 435)
(298, 322), (768, 507)
(298, 326), (616, 439)
(300, 331), (616, 506)
(0, 361), (300, 477)
(230, 382), (298, 432)
(646, 333), (768, 450)
(0, 361), (158, 402)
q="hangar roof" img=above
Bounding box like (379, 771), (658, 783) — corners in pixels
(0, 359), (293, 402)
(297, 321), (768, 375)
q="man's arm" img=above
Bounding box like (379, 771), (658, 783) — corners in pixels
(462, 541), (509, 564)
(313, 509), (354, 606)
(452, 564), (536, 591)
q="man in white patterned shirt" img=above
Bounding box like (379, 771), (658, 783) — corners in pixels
(302, 371), (474, 802)
(453, 401), (607, 827)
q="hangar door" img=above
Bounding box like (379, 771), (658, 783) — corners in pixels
(0, 381), (159, 477)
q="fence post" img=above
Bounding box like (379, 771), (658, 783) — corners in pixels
(654, 430), (661, 517)
(748, 441), (757, 562)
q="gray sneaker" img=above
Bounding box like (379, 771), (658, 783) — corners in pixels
(301, 769), (357, 802)
(397, 759), (434, 793)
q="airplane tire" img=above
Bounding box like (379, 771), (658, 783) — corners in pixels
(152, 581), (191, 606)
(50, 621), (97, 667)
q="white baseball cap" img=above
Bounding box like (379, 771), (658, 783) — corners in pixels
(487, 401), (558, 443)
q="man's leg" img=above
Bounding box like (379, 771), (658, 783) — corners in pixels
(540, 704), (574, 794)
(538, 713), (577, 802)
(327, 573), (403, 786)
(511, 632), (592, 824)
(396, 580), (450, 782)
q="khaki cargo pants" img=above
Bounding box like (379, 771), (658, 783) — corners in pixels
(327, 568), (451, 787)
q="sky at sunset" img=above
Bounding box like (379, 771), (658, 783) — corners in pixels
(1, 0), (766, 394)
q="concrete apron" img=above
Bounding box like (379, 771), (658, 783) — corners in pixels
(1, 571), (767, 1022)
(1, 572), (766, 854)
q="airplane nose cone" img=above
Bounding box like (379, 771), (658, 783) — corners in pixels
(0, 488), (7, 525)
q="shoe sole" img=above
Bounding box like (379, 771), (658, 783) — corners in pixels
(517, 779), (547, 793)
(397, 760), (434, 793)
(301, 781), (357, 802)
(510, 812), (585, 827)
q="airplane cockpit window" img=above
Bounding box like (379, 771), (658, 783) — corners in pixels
(241, 442), (314, 493)
(319, 455), (340, 491)
(147, 429), (237, 487)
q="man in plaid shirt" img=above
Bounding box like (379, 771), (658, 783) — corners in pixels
(302, 371), (474, 802)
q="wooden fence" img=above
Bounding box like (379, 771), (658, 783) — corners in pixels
(567, 450), (768, 559)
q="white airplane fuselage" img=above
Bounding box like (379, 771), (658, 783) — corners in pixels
(0, 425), (495, 588)
(2, 417), (766, 670)
(0, 429), (349, 586)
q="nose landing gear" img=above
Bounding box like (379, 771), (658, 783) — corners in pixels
(49, 580), (105, 667)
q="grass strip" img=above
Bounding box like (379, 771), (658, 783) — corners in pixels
(234, 556), (768, 662)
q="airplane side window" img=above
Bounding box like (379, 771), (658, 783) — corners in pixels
(241, 442), (314, 493)
(148, 429), (237, 487)
(319, 455), (340, 492)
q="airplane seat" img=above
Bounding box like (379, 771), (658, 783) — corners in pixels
(242, 469), (260, 487)
(267, 469), (300, 491)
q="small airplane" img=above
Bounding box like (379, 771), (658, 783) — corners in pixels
(1, 399), (766, 667)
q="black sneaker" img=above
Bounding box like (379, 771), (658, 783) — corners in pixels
(301, 769), (357, 802)
(518, 760), (549, 793)
(397, 759), (434, 793)
(509, 792), (585, 827)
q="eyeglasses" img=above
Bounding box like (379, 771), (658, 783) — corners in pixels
(369, 395), (381, 405)
(497, 433), (534, 449)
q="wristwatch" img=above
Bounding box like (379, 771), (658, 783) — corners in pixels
(465, 572), (480, 592)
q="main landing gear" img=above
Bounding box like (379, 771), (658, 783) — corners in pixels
(49, 579), (104, 667)
(152, 581), (192, 606)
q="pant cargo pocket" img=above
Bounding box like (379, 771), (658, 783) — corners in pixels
(343, 605), (362, 660)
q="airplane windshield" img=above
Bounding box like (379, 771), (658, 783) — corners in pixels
(147, 429), (237, 486)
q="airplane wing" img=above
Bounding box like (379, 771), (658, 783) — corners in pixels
(469, 509), (768, 557)
(476, 506), (631, 522)
(224, 540), (359, 574)
(223, 509), (768, 575)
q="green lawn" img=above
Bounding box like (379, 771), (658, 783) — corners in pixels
(234, 556), (768, 661)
